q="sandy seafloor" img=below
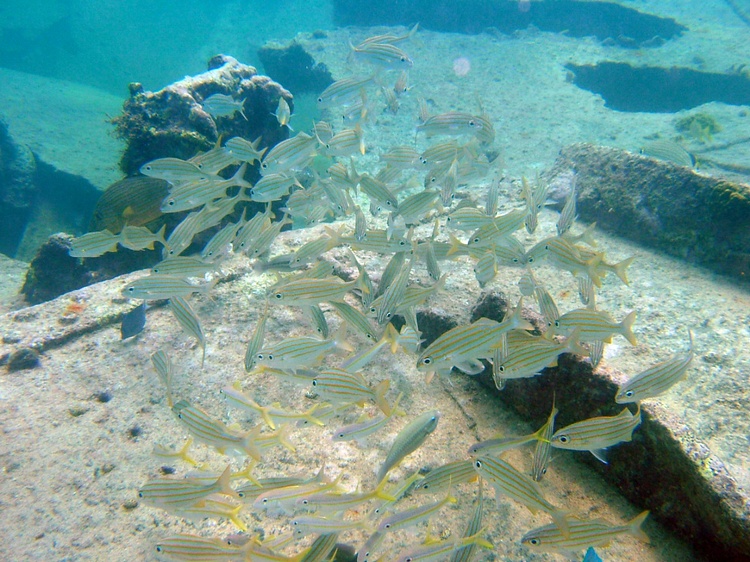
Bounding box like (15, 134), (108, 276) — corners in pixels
(1, 1), (750, 561)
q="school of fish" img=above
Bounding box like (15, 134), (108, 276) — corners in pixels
(69, 25), (694, 562)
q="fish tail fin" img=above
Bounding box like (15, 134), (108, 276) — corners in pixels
(332, 322), (355, 354)
(447, 233), (464, 256)
(373, 475), (397, 501)
(565, 327), (589, 357)
(621, 311), (638, 346)
(373, 379), (391, 415)
(276, 423), (297, 453)
(235, 460), (261, 487)
(466, 529), (493, 550)
(177, 437), (198, 466)
(230, 162), (251, 188)
(217, 466), (240, 500)
(227, 503), (248, 531)
(551, 509), (571, 539)
(506, 297), (534, 331)
(579, 222), (598, 247)
(613, 256), (635, 285)
(241, 426), (264, 461)
(628, 510), (651, 543)
(155, 224), (168, 247)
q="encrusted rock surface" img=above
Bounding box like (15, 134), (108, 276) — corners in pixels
(112, 55), (292, 176)
(547, 143), (750, 284)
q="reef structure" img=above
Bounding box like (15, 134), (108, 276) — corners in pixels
(547, 143), (750, 284)
(112, 55), (293, 176)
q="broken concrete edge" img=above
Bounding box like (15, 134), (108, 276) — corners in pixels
(547, 143), (750, 286)
(461, 291), (749, 561)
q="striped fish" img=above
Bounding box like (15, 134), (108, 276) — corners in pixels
(521, 510), (650, 557)
(350, 42), (413, 70)
(220, 385), (325, 429)
(412, 459), (478, 495)
(616, 331), (693, 403)
(300, 533), (339, 562)
(377, 410), (440, 481)
(154, 534), (249, 561)
(122, 275), (215, 300)
(140, 157), (209, 183)
(554, 308), (637, 346)
(138, 465), (239, 509)
(494, 329), (588, 380)
(319, 125), (365, 157)
(290, 515), (370, 538)
(151, 256), (217, 277)
(244, 304), (268, 372)
(392, 531), (492, 562)
(317, 76), (372, 109)
(551, 404), (642, 463)
(255, 330), (352, 372)
(90, 176), (169, 233)
(557, 177), (578, 236)
(295, 477), (394, 514)
(450, 485), (485, 562)
(201, 93), (247, 120)
(151, 350), (175, 407)
(360, 173), (399, 211)
(466, 208), (527, 248)
(225, 136), (267, 164)
(376, 489), (457, 533)
(472, 455), (569, 536)
(172, 400), (262, 460)
(311, 368), (390, 412)
(381, 146), (421, 169)
(332, 392), (402, 444)
(69, 229), (121, 258)
(260, 131), (317, 176)
(532, 401), (559, 482)
(250, 173), (301, 203)
(189, 143), (238, 174)
(270, 276), (357, 307)
(169, 296), (206, 367)
(175, 495), (247, 531)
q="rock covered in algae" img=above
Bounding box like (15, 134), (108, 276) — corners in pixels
(546, 143), (750, 284)
(257, 40), (334, 95)
(112, 54), (293, 175)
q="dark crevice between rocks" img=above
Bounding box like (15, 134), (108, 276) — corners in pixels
(333, 0), (685, 48)
(565, 62), (750, 112)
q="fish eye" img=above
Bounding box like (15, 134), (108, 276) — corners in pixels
(268, 354), (274, 360)
(317, 97), (323, 103)
(625, 390), (634, 397)
(155, 546), (163, 552)
(473, 237), (480, 244)
(474, 460), (482, 469)
(400, 56), (407, 62)
(337, 433), (345, 438)
(469, 119), (476, 127)
(542, 468), (547, 474)
(558, 435), (569, 443)
(554, 320), (560, 327)
(275, 293), (283, 299)
(498, 365), (505, 372)
(386, 312), (392, 318)
(527, 257), (535, 263)
(138, 491), (144, 497)
(127, 287), (135, 292)
(257, 354), (264, 360)
(422, 357), (432, 365)
(529, 538), (540, 545)
(384, 523), (392, 529)
(312, 380), (318, 386)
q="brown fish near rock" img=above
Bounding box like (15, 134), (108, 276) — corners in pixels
(90, 176), (169, 233)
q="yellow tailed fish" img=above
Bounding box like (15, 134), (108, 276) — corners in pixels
(377, 410), (440, 481)
(550, 404), (642, 463)
(616, 331), (693, 403)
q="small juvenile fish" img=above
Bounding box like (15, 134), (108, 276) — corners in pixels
(615, 331), (693, 403)
(377, 410), (440, 481)
(640, 139), (695, 168)
(151, 256), (217, 278)
(274, 96), (293, 128)
(311, 368), (390, 413)
(202, 93), (247, 120)
(521, 510), (650, 558)
(121, 302), (147, 340)
(69, 229), (121, 258)
(317, 76), (373, 109)
(551, 404), (642, 463)
(417, 112), (494, 143)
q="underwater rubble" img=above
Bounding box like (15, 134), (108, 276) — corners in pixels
(547, 143), (750, 284)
